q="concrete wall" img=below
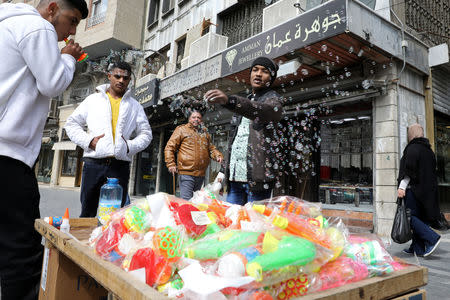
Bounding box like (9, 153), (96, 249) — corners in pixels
(73, 0), (144, 50)
(373, 63), (426, 236)
(114, 0), (145, 49)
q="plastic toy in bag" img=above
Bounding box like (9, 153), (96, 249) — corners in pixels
(127, 247), (173, 286)
(318, 256), (368, 291)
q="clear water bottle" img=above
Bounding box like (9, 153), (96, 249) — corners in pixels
(97, 178), (123, 225)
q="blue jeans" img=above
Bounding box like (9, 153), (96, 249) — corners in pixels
(226, 181), (272, 205)
(179, 174), (204, 200)
(80, 159), (130, 217)
(405, 189), (440, 255)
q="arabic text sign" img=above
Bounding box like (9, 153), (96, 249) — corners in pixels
(134, 78), (159, 108)
(160, 55), (222, 99)
(221, 0), (346, 77)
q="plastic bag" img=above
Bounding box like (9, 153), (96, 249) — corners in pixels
(391, 198), (412, 244)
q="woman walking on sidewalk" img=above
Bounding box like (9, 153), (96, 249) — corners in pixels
(397, 123), (441, 257)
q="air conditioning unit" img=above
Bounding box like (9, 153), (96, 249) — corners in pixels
(136, 73), (157, 87)
(263, 0), (306, 31)
(188, 32), (228, 66)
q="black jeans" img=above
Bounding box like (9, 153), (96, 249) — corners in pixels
(80, 158), (130, 217)
(0, 156), (43, 300)
(405, 189), (440, 255)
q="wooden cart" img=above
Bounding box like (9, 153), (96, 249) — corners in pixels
(35, 218), (427, 300)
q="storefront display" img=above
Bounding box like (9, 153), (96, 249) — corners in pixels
(319, 115), (373, 206)
(134, 136), (159, 196)
(435, 113), (450, 211)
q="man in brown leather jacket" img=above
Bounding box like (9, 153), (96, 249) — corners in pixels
(164, 110), (223, 200)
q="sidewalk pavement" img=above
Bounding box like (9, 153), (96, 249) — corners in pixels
(386, 229), (450, 299)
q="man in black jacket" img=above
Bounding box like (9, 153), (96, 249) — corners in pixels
(397, 123), (441, 256)
(204, 57), (282, 205)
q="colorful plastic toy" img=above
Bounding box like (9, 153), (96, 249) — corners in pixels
(64, 38), (88, 62)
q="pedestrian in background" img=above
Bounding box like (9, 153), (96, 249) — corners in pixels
(204, 56), (283, 205)
(65, 61), (152, 217)
(0, 0), (87, 298)
(164, 109), (223, 200)
(397, 123), (441, 256)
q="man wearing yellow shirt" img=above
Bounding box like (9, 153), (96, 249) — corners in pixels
(65, 61), (152, 217)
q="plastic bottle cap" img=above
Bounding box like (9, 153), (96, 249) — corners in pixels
(107, 178), (119, 184)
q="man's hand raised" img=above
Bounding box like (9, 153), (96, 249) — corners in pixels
(204, 89), (228, 105)
(61, 39), (84, 61)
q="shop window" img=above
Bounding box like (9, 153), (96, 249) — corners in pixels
(61, 150), (78, 176)
(36, 146), (54, 183)
(435, 113), (450, 210)
(147, 0), (160, 28)
(319, 115), (373, 206)
(206, 125), (231, 187)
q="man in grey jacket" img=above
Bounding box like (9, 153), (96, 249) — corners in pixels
(0, 1), (87, 299)
(65, 61), (152, 217)
(204, 57), (283, 205)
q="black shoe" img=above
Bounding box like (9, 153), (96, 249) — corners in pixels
(424, 237), (441, 257)
(402, 248), (414, 255)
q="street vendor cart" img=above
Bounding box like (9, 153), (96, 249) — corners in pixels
(35, 218), (427, 300)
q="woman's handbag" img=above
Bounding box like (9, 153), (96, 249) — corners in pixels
(391, 197), (412, 244)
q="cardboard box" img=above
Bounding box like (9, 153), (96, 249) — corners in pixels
(39, 246), (108, 300)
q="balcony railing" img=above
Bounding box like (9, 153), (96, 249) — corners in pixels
(87, 10), (107, 28)
(405, 0), (450, 46)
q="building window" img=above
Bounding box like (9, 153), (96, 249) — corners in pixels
(147, 0), (160, 28)
(87, 0), (108, 28)
(405, 0), (450, 45)
(61, 150), (78, 176)
(220, 0), (266, 46)
(175, 37), (186, 71)
(161, 0), (174, 16)
(142, 46), (169, 76)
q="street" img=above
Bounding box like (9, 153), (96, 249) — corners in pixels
(39, 184), (81, 219)
(37, 184), (450, 299)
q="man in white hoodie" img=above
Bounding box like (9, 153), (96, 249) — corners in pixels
(0, 1), (88, 299)
(65, 61), (152, 217)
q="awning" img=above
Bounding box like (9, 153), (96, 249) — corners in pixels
(52, 141), (77, 151)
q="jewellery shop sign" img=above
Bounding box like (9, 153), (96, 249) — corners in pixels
(221, 0), (347, 77)
(134, 78), (160, 108)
